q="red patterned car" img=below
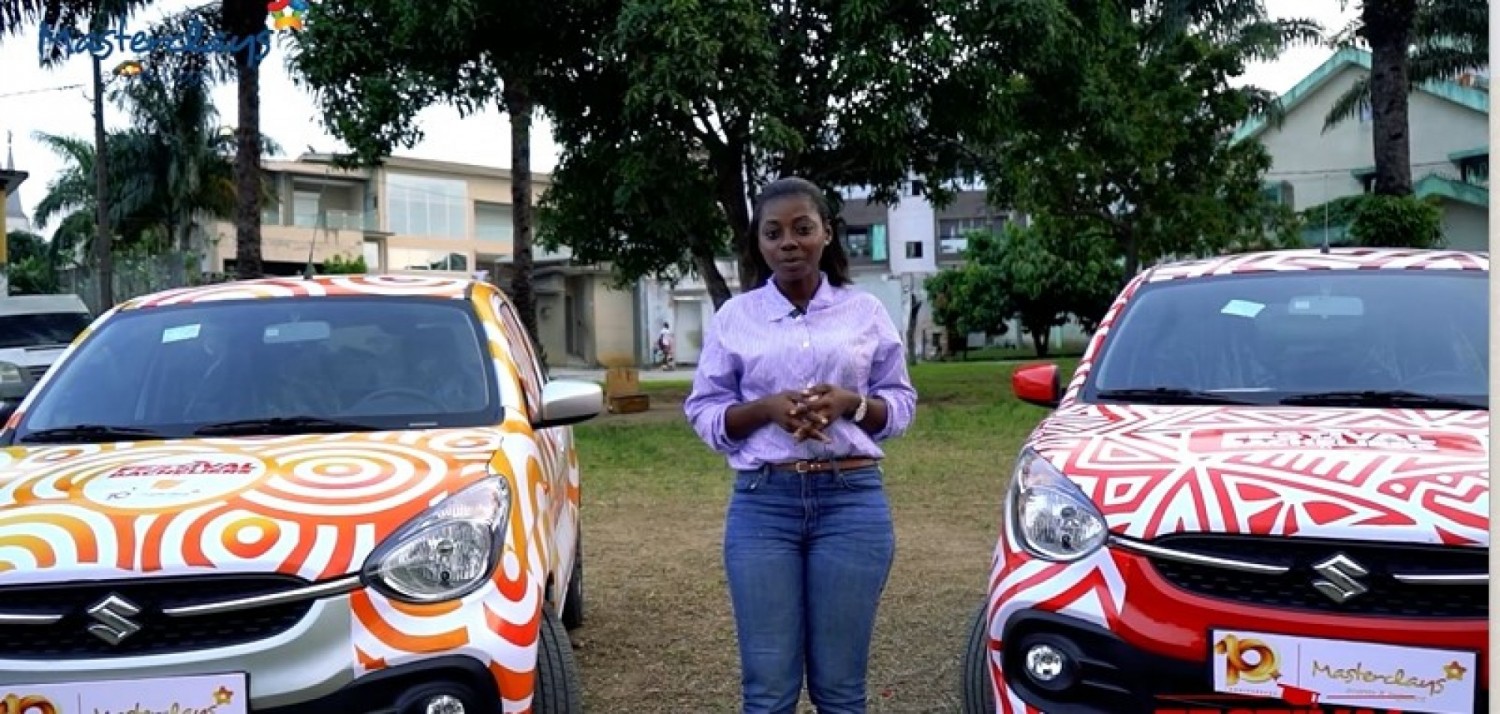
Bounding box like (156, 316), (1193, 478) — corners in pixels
(961, 248), (1489, 714)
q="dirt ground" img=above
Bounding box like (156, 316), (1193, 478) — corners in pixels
(567, 366), (1040, 712)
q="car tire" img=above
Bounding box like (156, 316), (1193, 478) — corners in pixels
(533, 604), (583, 713)
(961, 602), (997, 714)
(561, 530), (583, 630)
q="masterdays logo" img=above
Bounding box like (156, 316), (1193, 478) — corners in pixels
(36, 0), (306, 69)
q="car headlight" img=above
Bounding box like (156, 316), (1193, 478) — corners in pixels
(361, 476), (512, 603)
(1007, 448), (1108, 561)
(0, 362), (24, 385)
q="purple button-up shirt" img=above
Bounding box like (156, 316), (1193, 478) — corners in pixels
(684, 274), (918, 471)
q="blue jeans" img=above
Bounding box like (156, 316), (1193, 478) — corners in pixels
(723, 464), (897, 714)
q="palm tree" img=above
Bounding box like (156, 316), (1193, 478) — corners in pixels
(1323, 0), (1487, 130)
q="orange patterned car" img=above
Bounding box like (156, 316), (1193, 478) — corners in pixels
(0, 275), (604, 714)
(962, 248), (1489, 714)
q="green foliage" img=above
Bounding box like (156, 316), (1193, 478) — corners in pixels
(5, 230), (60, 295)
(319, 254), (368, 274)
(971, 0), (1320, 275)
(1348, 193), (1445, 248)
(925, 223), (1124, 358)
(538, 0), (1068, 304)
(285, 0), (590, 164)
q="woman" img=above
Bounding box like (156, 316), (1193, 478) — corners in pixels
(683, 176), (917, 714)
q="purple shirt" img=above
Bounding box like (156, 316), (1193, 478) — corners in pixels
(684, 274), (918, 470)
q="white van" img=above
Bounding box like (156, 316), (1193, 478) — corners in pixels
(0, 294), (94, 381)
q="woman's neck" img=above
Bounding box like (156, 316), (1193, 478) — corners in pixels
(773, 272), (822, 309)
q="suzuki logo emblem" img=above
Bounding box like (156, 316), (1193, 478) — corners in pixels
(1311, 553), (1370, 603)
(85, 594), (142, 645)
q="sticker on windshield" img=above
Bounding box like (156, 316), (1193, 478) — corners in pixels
(161, 324), (201, 343)
(1219, 299), (1264, 318)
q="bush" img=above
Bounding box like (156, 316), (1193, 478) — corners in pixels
(1348, 194), (1444, 248)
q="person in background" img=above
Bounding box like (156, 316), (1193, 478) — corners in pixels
(683, 176), (918, 714)
(658, 321), (676, 370)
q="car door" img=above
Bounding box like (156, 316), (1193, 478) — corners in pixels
(490, 296), (575, 587)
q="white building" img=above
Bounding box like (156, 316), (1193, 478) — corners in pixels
(1233, 48), (1488, 249)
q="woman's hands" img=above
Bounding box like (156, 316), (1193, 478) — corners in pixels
(757, 385), (863, 443)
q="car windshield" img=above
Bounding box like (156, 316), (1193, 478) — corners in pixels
(1084, 270), (1489, 408)
(0, 312), (92, 348)
(10, 296), (500, 441)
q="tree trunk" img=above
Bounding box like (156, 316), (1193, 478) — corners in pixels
(708, 159), (751, 308)
(503, 80), (544, 369)
(230, 20), (263, 279)
(689, 238), (732, 308)
(1363, 0), (1417, 196)
(905, 294), (922, 365)
(1121, 231), (1139, 284)
(1028, 325), (1051, 358)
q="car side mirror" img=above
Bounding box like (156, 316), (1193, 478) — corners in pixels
(533, 379), (605, 429)
(1011, 363), (1061, 408)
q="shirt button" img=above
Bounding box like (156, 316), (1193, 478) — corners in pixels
(801, 341), (809, 349)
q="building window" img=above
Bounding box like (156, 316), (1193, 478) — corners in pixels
(362, 240), (382, 271)
(475, 202), (513, 242)
(842, 224), (888, 262)
(937, 216), (1007, 258)
(388, 247), (469, 271)
(293, 190), (321, 228)
(905, 241), (923, 259)
(386, 173), (468, 238)
(261, 196), (281, 226)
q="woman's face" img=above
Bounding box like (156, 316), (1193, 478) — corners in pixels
(757, 194), (828, 283)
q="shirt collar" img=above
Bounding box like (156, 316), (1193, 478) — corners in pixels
(763, 272), (836, 322)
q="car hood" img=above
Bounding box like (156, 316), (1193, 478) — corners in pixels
(1029, 404), (1489, 546)
(0, 428), (509, 586)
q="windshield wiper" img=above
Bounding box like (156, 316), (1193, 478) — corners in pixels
(20, 424), (166, 443)
(1279, 390), (1484, 410)
(193, 416), (381, 436)
(1094, 387), (1260, 406)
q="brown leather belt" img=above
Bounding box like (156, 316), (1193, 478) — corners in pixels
(771, 457), (880, 474)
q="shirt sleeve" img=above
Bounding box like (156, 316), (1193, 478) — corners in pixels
(866, 300), (917, 441)
(683, 309), (746, 453)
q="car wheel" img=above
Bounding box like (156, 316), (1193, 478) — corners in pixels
(561, 530), (583, 630)
(961, 602), (997, 714)
(533, 604), (583, 713)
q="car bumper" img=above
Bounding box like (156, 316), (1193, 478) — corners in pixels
(0, 595), (504, 713)
(984, 531), (1488, 714)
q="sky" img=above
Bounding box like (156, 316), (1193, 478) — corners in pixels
(0, 0), (1358, 237)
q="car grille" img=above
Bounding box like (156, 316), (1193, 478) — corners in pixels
(0, 574), (315, 659)
(1144, 534), (1487, 618)
(24, 365), (47, 382)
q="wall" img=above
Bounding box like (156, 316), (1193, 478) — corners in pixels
(1442, 201), (1489, 250)
(886, 190), (937, 274)
(590, 278), (637, 366)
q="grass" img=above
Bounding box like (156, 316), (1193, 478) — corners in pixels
(568, 358), (1079, 712)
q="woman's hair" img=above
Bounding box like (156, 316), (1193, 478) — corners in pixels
(746, 176), (852, 288)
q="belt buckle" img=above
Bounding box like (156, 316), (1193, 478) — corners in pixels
(795, 460), (813, 474)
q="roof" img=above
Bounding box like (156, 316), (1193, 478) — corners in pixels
(0, 294), (89, 316)
(0, 169), (26, 202)
(293, 153), (554, 184)
(1143, 248), (1489, 283)
(1233, 48), (1489, 143)
(121, 274), (482, 309)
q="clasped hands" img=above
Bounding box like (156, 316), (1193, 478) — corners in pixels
(759, 383), (862, 443)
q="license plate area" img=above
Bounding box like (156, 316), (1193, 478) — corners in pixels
(1209, 629), (1477, 714)
(0, 672), (247, 713)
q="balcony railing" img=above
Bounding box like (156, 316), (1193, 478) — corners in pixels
(263, 208), (381, 232)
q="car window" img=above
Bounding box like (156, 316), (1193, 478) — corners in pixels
(493, 297), (546, 421)
(13, 297), (501, 438)
(1085, 271), (1489, 405)
(0, 312), (92, 348)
